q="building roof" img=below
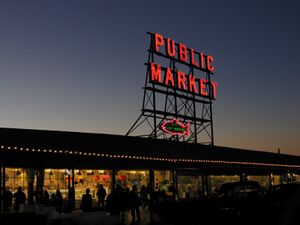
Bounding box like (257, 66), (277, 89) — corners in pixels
(1, 127), (299, 174)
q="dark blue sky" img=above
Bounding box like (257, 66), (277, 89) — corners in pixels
(1, 0), (299, 155)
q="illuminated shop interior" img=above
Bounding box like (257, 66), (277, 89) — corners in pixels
(1, 127), (300, 213)
(3, 166), (300, 210)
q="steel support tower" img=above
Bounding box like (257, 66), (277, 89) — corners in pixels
(126, 33), (215, 145)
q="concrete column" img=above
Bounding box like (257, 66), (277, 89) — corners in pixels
(201, 175), (206, 195)
(149, 169), (155, 223)
(269, 173), (273, 188)
(67, 169), (75, 211)
(36, 168), (45, 203)
(171, 169), (178, 200)
(111, 169), (116, 192)
(26, 168), (35, 205)
(0, 167), (3, 214)
(204, 175), (212, 196)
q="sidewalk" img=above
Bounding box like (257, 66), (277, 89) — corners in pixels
(69, 208), (162, 225)
(0, 207), (163, 225)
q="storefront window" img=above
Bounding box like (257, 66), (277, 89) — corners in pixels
(294, 174), (300, 183)
(270, 174), (282, 186)
(116, 170), (149, 190)
(177, 175), (204, 199)
(74, 169), (111, 201)
(247, 175), (271, 189)
(210, 175), (240, 193)
(44, 169), (69, 199)
(5, 168), (36, 200)
(154, 170), (174, 195)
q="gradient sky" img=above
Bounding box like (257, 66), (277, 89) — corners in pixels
(0, 0), (299, 155)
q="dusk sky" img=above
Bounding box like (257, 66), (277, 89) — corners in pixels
(1, 1), (299, 156)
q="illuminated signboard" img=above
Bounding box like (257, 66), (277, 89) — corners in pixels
(150, 33), (217, 99)
(161, 118), (190, 135)
(127, 32), (216, 144)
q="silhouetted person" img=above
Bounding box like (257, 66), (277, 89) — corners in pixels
(147, 184), (156, 222)
(55, 189), (63, 214)
(111, 185), (122, 215)
(185, 186), (192, 199)
(4, 188), (13, 212)
(43, 190), (50, 206)
(97, 184), (106, 209)
(160, 190), (168, 203)
(50, 193), (56, 207)
(13, 186), (26, 212)
(34, 188), (44, 204)
(120, 187), (130, 224)
(129, 185), (141, 224)
(67, 187), (75, 211)
(140, 185), (148, 209)
(81, 188), (93, 212)
(153, 189), (161, 211)
(169, 183), (178, 201)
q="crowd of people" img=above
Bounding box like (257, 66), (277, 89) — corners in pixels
(2, 183), (175, 224)
(3, 186), (65, 214)
(115, 183), (177, 224)
(79, 183), (174, 224)
(3, 186), (26, 212)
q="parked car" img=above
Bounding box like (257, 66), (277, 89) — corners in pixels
(214, 180), (268, 223)
(215, 180), (265, 198)
(214, 181), (266, 210)
(266, 183), (300, 206)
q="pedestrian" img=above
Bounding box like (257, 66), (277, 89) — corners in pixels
(129, 185), (141, 224)
(96, 184), (107, 209)
(13, 186), (26, 212)
(67, 187), (75, 211)
(43, 189), (50, 206)
(55, 189), (63, 214)
(81, 188), (93, 212)
(34, 188), (44, 204)
(120, 186), (130, 224)
(140, 185), (148, 209)
(4, 187), (13, 212)
(50, 192), (56, 207)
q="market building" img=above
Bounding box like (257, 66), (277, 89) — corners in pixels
(1, 127), (300, 212)
(1, 32), (300, 213)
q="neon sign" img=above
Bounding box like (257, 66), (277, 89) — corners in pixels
(154, 33), (214, 73)
(149, 33), (218, 99)
(126, 32), (216, 144)
(161, 118), (190, 135)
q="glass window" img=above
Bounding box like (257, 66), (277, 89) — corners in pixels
(44, 169), (69, 199)
(247, 175), (271, 189)
(294, 174), (300, 183)
(210, 175), (240, 193)
(5, 168), (36, 201)
(154, 170), (174, 194)
(74, 169), (111, 201)
(177, 175), (204, 199)
(116, 170), (149, 190)
(271, 174), (282, 186)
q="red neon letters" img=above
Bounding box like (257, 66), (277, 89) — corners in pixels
(150, 33), (217, 99)
(149, 62), (217, 98)
(166, 38), (176, 57)
(150, 63), (162, 83)
(153, 33), (215, 74)
(154, 33), (164, 52)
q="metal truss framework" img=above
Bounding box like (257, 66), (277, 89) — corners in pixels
(126, 33), (215, 145)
